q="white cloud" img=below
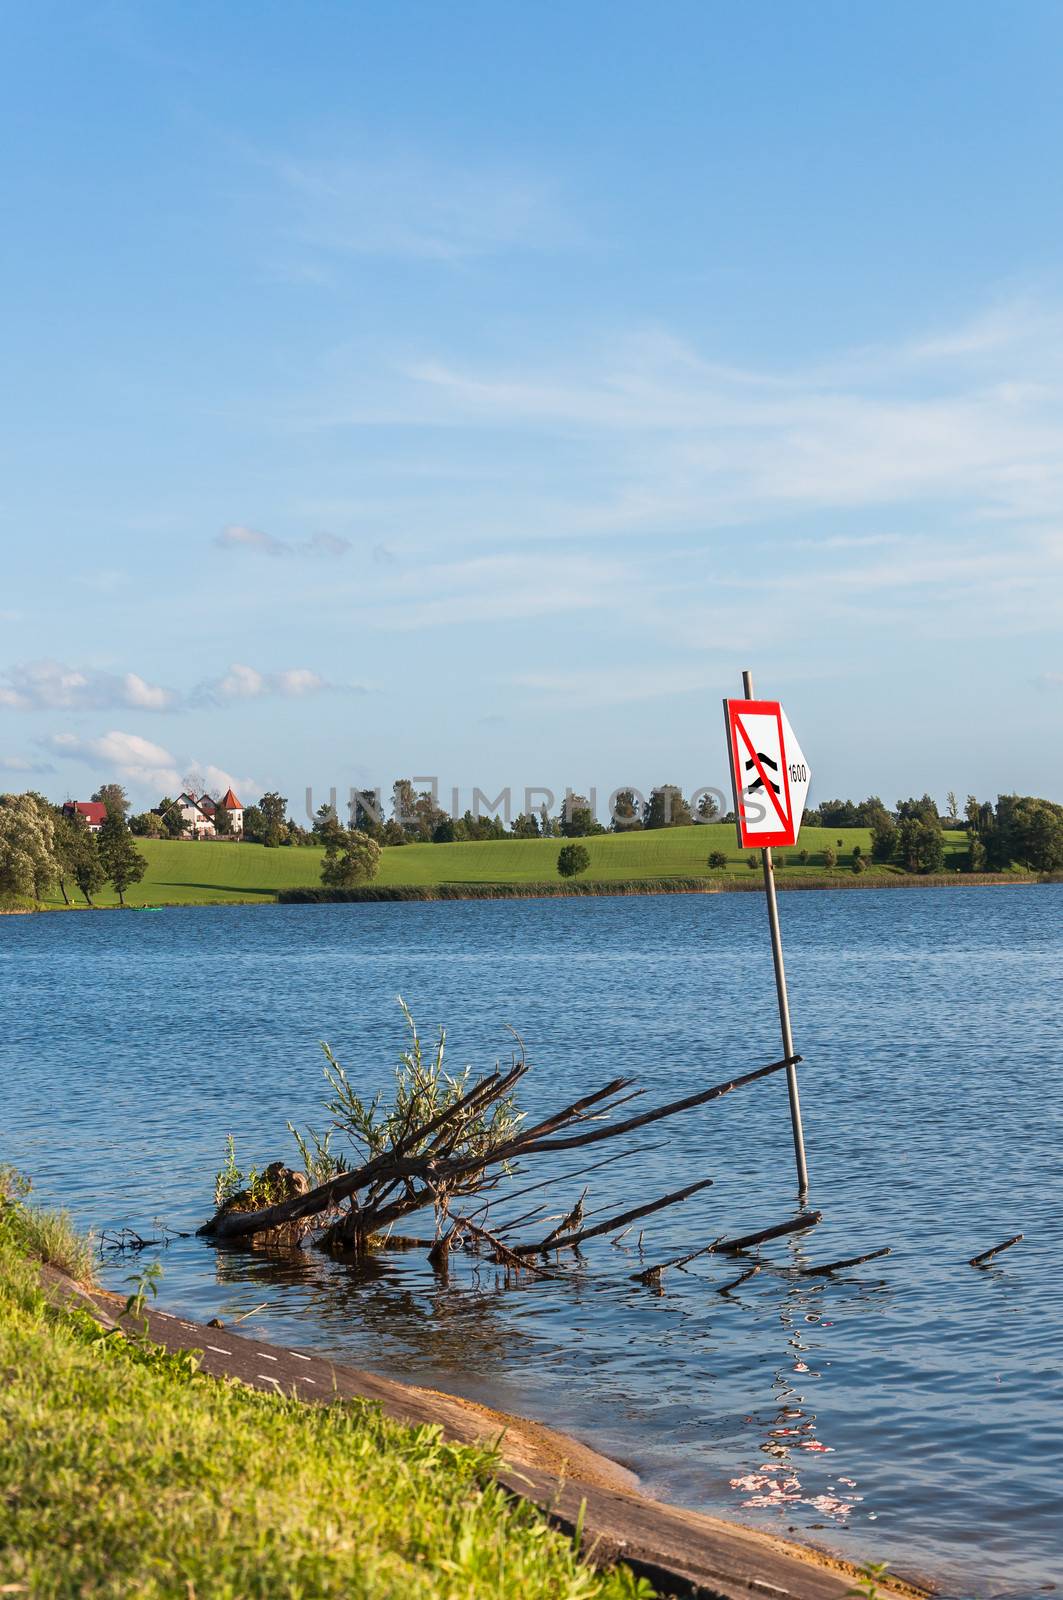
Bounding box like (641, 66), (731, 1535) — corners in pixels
(0, 658), (344, 711)
(0, 755), (55, 775)
(0, 661), (177, 713)
(123, 672), (174, 710)
(47, 731), (182, 792)
(208, 663), (335, 701)
(216, 663), (265, 699)
(367, 300), (1063, 536)
(274, 668), (326, 697)
(44, 731), (258, 801)
(215, 524), (350, 559)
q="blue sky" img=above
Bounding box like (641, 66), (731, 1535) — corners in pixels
(1, 1), (1061, 817)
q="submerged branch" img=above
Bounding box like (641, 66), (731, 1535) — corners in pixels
(969, 1234), (1024, 1268)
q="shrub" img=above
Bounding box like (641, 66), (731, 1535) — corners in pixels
(707, 850), (728, 870)
(0, 1167), (95, 1282)
(852, 843), (862, 859)
(557, 843), (590, 878)
(823, 846), (838, 869)
(746, 854), (758, 870)
(852, 857), (866, 875)
(321, 829), (382, 888)
(798, 848), (810, 865)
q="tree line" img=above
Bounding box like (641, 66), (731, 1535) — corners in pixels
(0, 784), (146, 907)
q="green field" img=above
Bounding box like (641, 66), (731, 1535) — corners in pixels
(34, 825), (972, 908)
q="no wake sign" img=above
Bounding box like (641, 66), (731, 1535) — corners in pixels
(724, 698), (811, 850)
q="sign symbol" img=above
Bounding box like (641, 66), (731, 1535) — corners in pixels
(744, 753), (780, 795)
(723, 698), (811, 849)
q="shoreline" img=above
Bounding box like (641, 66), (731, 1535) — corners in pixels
(3, 870), (1049, 914)
(50, 1263), (928, 1600)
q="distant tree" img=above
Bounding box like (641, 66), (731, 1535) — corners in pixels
(259, 792), (288, 848)
(946, 791), (959, 824)
(798, 847), (810, 866)
(350, 789), (385, 840)
(966, 833), (987, 872)
(382, 819), (407, 846)
(610, 790), (642, 832)
(852, 843), (862, 859)
(822, 846), (838, 870)
(72, 828), (106, 906)
(241, 805), (266, 844)
(816, 799), (860, 828)
(870, 813), (898, 862)
(391, 779), (417, 837)
(213, 800), (233, 837)
(896, 817), (944, 874)
(129, 810), (165, 838)
(91, 783), (130, 820)
(557, 794), (601, 838)
(538, 804), (553, 838)
(707, 850), (728, 870)
(410, 789), (448, 841)
(852, 856), (867, 875)
(98, 808), (147, 906)
(156, 797), (186, 839)
(50, 808), (81, 904)
(433, 817), (457, 843)
(320, 828), (382, 888)
(0, 792), (57, 904)
(858, 796), (892, 829)
(557, 843), (590, 878)
(312, 803), (345, 849)
(511, 812), (541, 839)
(746, 853), (758, 870)
(644, 785), (693, 829)
(695, 791), (720, 822)
(285, 818), (311, 846)
(459, 809), (506, 842)
(896, 794), (940, 826)
(1011, 796), (1063, 872)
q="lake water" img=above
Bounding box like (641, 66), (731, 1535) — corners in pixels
(3, 888), (1061, 1598)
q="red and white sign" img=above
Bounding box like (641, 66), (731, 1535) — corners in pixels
(724, 699), (811, 849)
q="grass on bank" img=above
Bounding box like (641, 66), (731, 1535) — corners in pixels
(30, 824), (974, 907)
(0, 1186), (652, 1600)
(0, 1168), (95, 1281)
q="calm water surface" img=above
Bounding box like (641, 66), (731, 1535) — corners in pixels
(3, 888), (1061, 1598)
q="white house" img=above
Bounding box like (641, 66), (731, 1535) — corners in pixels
(216, 787), (244, 836)
(170, 792), (216, 838)
(162, 788), (244, 839)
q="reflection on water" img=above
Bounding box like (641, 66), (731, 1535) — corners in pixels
(3, 888), (1062, 1600)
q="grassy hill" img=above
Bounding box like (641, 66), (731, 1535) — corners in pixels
(35, 825), (973, 908)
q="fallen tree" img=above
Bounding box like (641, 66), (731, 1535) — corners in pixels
(199, 1002), (804, 1270)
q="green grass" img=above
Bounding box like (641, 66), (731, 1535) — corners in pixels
(0, 1201), (652, 1600)
(33, 826), (974, 908)
(0, 1169), (95, 1282)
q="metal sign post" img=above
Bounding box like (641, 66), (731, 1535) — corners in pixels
(726, 669), (809, 1198)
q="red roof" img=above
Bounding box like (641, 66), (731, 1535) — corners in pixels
(218, 787), (243, 810)
(66, 801), (107, 825)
